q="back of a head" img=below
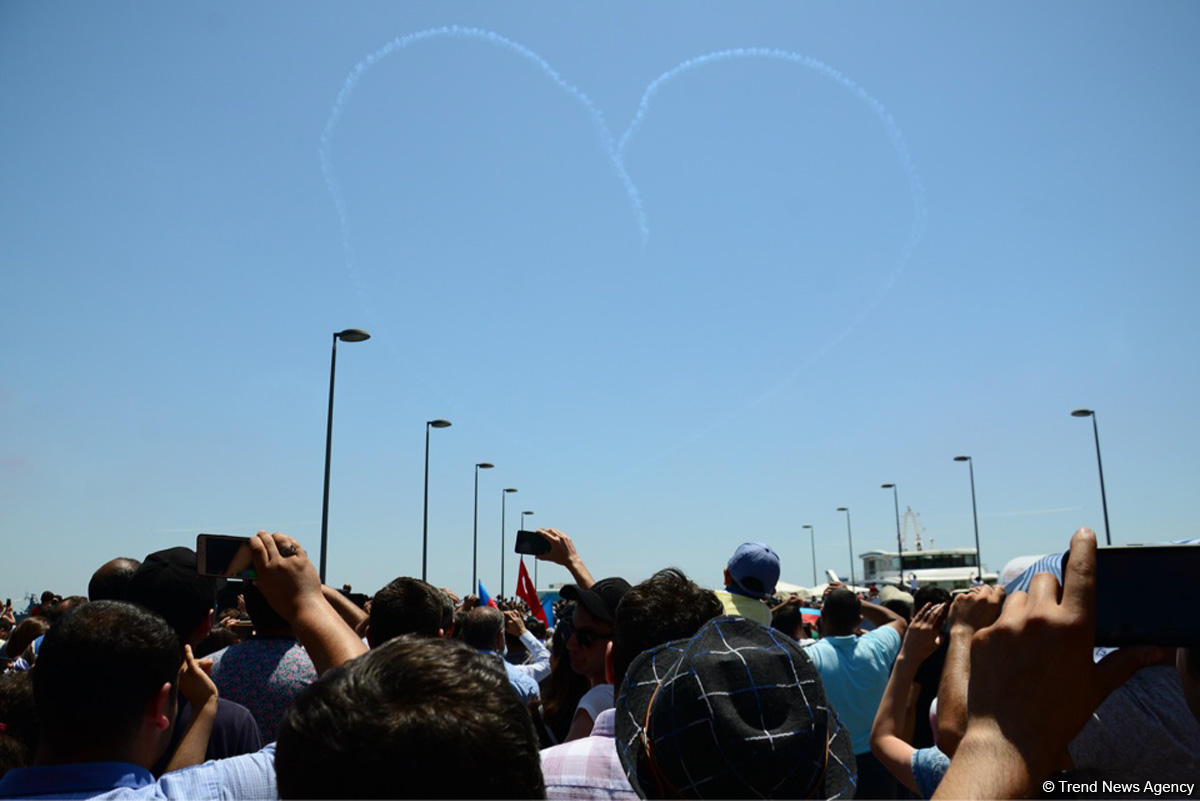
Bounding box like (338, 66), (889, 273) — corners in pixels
(276, 636), (544, 799)
(771, 606), (804, 640)
(369, 577), (444, 644)
(125, 547), (217, 643)
(822, 588), (862, 634)
(612, 568), (723, 690)
(460, 606), (504, 652)
(0, 671), (37, 778)
(33, 601), (182, 757)
(913, 585), (951, 611)
(242, 583), (289, 633)
(88, 557), (142, 602)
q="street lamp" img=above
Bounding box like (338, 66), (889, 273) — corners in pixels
(953, 456), (983, 580)
(521, 510), (535, 588)
(836, 507), (857, 587)
(319, 328), (371, 584)
(422, 419), (452, 582)
(472, 462), (494, 594)
(500, 488), (518, 597)
(881, 483), (903, 576)
(1071, 409), (1112, 546)
(802, 524), (816, 587)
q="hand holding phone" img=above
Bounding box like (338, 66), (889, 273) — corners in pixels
(514, 530), (551, 556)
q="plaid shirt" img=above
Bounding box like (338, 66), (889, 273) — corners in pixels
(540, 710), (638, 800)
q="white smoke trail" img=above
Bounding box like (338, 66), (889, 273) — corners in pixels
(316, 35), (928, 471)
(609, 48), (929, 477)
(318, 25), (648, 309)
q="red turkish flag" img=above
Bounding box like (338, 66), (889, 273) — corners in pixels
(517, 558), (547, 627)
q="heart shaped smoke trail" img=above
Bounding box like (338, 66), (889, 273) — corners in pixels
(316, 28), (929, 426)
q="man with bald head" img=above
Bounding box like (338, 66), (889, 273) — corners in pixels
(88, 557), (142, 602)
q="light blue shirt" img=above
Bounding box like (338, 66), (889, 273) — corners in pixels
(0, 744), (276, 800)
(805, 626), (902, 755)
(481, 650), (540, 706)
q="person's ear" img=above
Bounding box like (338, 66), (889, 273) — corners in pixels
(604, 640), (615, 684)
(149, 682), (172, 732)
(723, 567), (734, 587)
(438, 627), (447, 639)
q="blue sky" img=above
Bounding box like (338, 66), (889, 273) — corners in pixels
(3, 2), (1198, 604)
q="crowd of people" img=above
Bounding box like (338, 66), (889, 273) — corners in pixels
(0, 526), (1197, 799)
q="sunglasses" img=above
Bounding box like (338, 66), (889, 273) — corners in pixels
(573, 627), (613, 648)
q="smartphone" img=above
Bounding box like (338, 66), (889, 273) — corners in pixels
(825, 569), (841, 584)
(196, 534), (257, 579)
(514, 530), (551, 556)
(1064, 545), (1200, 646)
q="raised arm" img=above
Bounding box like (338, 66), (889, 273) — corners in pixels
(249, 531), (368, 675)
(535, 529), (594, 589)
(861, 598), (908, 636)
(321, 584), (369, 632)
(164, 645), (219, 772)
(871, 602), (947, 795)
(936, 585), (1005, 756)
(933, 529), (1154, 799)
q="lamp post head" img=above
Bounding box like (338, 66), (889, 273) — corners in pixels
(523, 511), (534, 516)
(881, 483), (895, 489)
(504, 488), (518, 494)
(476, 462), (494, 469)
(428, 419), (452, 428)
(335, 328), (371, 342)
(836, 506), (848, 512)
(954, 455), (971, 463)
(1071, 408), (1095, 418)
(802, 524), (813, 530)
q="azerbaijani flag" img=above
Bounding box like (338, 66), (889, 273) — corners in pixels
(477, 580), (498, 608)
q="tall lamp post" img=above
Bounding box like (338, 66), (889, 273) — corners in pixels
(881, 483), (904, 577)
(953, 456), (983, 580)
(521, 511), (535, 587)
(472, 462), (494, 594)
(422, 419), (452, 582)
(802, 524), (817, 587)
(1071, 409), (1112, 546)
(319, 327), (371, 584)
(836, 506), (857, 587)
(500, 487), (518, 597)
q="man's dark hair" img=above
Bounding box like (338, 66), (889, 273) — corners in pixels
(369, 577), (445, 644)
(276, 636), (544, 799)
(460, 606), (504, 652)
(88, 557), (142, 602)
(913, 586), (951, 612)
(125, 547), (217, 643)
(0, 671), (38, 777)
(612, 568), (723, 691)
(771, 605), (804, 640)
(822, 588), (862, 634)
(33, 601), (182, 756)
(242, 583), (289, 633)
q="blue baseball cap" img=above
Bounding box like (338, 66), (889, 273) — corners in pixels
(727, 542), (780, 598)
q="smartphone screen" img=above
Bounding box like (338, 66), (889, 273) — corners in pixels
(196, 534), (257, 579)
(514, 530), (551, 555)
(1087, 545), (1200, 646)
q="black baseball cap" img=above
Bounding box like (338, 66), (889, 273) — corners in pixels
(559, 577), (630, 624)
